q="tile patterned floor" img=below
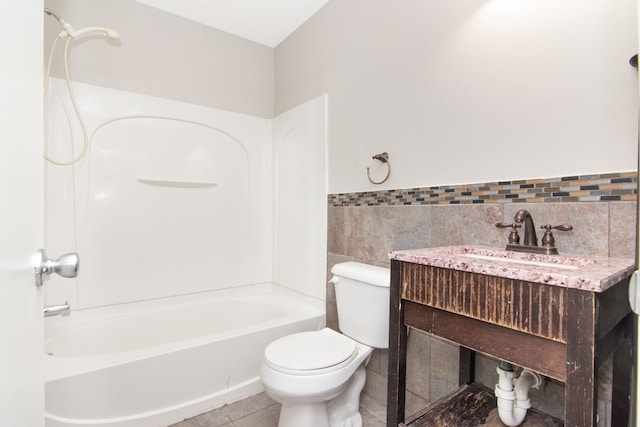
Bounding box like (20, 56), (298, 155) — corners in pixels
(170, 392), (386, 427)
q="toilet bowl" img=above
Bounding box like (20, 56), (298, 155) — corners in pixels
(260, 262), (390, 427)
(260, 328), (373, 427)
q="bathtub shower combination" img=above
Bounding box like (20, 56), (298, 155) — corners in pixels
(43, 78), (327, 426)
(44, 285), (323, 427)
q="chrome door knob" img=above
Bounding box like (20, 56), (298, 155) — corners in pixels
(35, 249), (79, 286)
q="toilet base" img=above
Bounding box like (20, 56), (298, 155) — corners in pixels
(327, 364), (366, 427)
(276, 365), (367, 427)
(278, 401), (330, 427)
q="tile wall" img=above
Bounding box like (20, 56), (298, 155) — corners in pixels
(325, 172), (637, 425)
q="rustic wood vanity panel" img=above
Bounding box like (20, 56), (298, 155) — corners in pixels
(388, 256), (634, 427)
(401, 263), (567, 343)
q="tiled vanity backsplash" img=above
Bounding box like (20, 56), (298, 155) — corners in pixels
(329, 172), (637, 207)
(326, 171), (637, 426)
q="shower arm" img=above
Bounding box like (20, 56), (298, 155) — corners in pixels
(44, 8), (63, 23)
(45, 8), (119, 40)
(44, 8), (75, 38)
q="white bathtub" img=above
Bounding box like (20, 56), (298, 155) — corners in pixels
(44, 284), (325, 427)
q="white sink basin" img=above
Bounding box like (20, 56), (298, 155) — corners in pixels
(461, 253), (579, 270)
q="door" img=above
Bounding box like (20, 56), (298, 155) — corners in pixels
(636, 4), (640, 427)
(0, 1), (45, 425)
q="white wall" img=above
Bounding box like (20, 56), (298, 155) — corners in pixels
(43, 1), (635, 194)
(44, 0), (274, 118)
(276, 0), (639, 193)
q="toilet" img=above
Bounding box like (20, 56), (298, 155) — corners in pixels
(260, 262), (390, 427)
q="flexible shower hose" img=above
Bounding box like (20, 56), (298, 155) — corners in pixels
(44, 25), (119, 166)
(43, 35), (89, 166)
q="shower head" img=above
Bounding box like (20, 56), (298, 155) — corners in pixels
(105, 29), (120, 40)
(73, 27), (120, 40)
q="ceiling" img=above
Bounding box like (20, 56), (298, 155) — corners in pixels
(133, 0), (330, 48)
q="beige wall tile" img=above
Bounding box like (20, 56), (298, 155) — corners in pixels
(363, 368), (388, 406)
(406, 329), (431, 399)
(340, 206), (431, 265)
(431, 204), (503, 247)
(609, 202), (637, 258)
(428, 337), (459, 402)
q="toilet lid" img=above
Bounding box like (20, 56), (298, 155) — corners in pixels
(264, 328), (358, 375)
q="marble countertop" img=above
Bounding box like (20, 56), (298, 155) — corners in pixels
(389, 245), (635, 292)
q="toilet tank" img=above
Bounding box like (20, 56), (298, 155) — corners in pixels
(330, 262), (390, 348)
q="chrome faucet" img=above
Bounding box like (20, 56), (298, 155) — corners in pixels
(44, 302), (70, 317)
(496, 209), (572, 255)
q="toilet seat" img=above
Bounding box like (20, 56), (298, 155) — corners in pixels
(264, 328), (358, 376)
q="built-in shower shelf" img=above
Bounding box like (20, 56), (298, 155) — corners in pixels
(136, 178), (217, 188)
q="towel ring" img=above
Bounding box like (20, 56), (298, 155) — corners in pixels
(367, 152), (391, 185)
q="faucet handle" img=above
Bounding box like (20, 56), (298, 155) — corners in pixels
(540, 224), (573, 247)
(496, 222), (521, 244)
(543, 224), (573, 232)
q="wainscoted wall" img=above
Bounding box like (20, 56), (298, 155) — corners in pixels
(326, 172), (637, 425)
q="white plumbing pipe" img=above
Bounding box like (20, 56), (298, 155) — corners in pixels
(495, 366), (542, 427)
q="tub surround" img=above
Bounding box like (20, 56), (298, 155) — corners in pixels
(45, 80), (327, 310)
(45, 79), (273, 309)
(389, 246), (635, 292)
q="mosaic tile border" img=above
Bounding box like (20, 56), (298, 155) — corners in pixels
(329, 172), (638, 207)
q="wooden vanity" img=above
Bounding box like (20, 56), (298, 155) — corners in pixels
(386, 246), (635, 427)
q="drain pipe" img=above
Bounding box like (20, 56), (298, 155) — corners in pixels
(495, 362), (543, 427)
